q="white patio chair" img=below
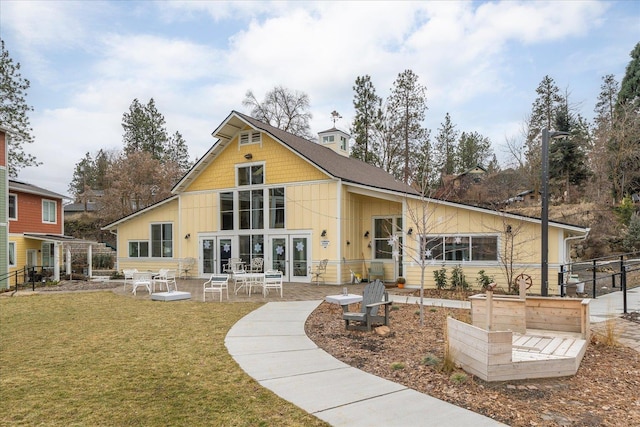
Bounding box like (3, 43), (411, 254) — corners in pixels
(131, 272), (153, 296)
(122, 268), (138, 292)
(178, 257), (196, 279)
(154, 269), (176, 292)
(263, 270), (283, 298)
(203, 274), (229, 302)
(249, 257), (264, 273)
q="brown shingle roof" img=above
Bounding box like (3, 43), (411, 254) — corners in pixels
(234, 111), (417, 195)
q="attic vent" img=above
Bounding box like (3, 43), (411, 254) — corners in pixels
(240, 131), (261, 145)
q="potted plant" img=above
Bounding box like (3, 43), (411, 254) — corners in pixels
(396, 277), (406, 289)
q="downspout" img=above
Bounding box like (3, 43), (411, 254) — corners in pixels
(564, 228), (591, 266)
(336, 179), (343, 285)
(109, 229), (118, 272)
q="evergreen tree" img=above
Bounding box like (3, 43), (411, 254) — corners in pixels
(350, 75), (382, 165)
(433, 113), (458, 175)
(165, 131), (191, 173)
(122, 98), (169, 160)
(0, 39), (40, 176)
(524, 75), (563, 197)
(617, 42), (640, 110)
(592, 75), (620, 202)
(387, 69), (428, 184)
(456, 131), (493, 173)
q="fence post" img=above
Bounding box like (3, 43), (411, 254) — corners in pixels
(592, 259), (597, 299)
(622, 263), (628, 315)
(558, 265), (565, 297)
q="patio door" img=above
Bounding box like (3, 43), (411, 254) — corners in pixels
(199, 236), (233, 277)
(267, 234), (310, 282)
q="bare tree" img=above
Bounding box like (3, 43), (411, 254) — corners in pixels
(243, 86), (313, 139)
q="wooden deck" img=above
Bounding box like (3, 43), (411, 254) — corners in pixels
(448, 319), (589, 382)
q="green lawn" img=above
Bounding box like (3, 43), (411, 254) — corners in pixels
(0, 292), (328, 426)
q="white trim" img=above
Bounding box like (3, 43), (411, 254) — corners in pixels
(8, 193), (17, 220)
(42, 199), (57, 224)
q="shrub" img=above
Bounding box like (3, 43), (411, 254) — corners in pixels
(450, 372), (468, 384)
(390, 362), (405, 370)
(434, 267), (447, 289)
(421, 353), (441, 366)
(476, 270), (494, 290)
(450, 265), (468, 290)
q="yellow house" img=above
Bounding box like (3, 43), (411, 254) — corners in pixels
(102, 111), (588, 294)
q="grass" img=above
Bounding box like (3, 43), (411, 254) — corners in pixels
(0, 292), (328, 426)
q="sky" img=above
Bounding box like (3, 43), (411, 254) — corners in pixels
(1, 0), (638, 198)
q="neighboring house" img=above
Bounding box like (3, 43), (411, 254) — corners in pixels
(102, 111), (589, 295)
(0, 127), (8, 289)
(64, 188), (104, 220)
(7, 179), (100, 287)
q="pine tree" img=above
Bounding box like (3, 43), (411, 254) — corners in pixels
(165, 131), (191, 173)
(387, 70), (428, 184)
(122, 98), (169, 160)
(617, 42), (640, 110)
(433, 113), (458, 176)
(0, 39), (40, 177)
(350, 75), (382, 165)
(456, 131), (493, 173)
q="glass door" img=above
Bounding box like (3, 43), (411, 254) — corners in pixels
(218, 238), (232, 274)
(291, 235), (309, 282)
(201, 238), (215, 276)
(269, 235), (288, 281)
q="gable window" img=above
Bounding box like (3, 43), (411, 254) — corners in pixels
(340, 136), (347, 150)
(9, 242), (16, 267)
(128, 241), (149, 258)
(42, 199), (56, 223)
(238, 164), (264, 186)
(151, 223), (173, 257)
(8, 194), (17, 220)
(239, 130), (261, 145)
(421, 235), (498, 262)
(239, 190), (263, 230)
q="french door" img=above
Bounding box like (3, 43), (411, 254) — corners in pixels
(199, 236), (233, 277)
(267, 234), (310, 282)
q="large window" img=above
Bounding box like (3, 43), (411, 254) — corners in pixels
(42, 200), (56, 223)
(239, 234), (264, 266)
(8, 194), (17, 220)
(220, 192), (234, 230)
(239, 190), (264, 230)
(9, 242), (16, 267)
(128, 241), (149, 258)
(238, 164), (264, 186)
(421, 235), (498, 262)
(373, 217), (402, 259)
(269, 188), (285, 228)
(151, 223), (173, 258)
(42, 242), (54, 268)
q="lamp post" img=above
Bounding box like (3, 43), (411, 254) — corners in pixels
(541, 128), (570, 296)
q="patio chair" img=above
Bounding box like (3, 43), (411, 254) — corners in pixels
(203, 274), (229, 302)
(368, 261), (384, 282)
(178, 257), (196, 279)
(122, 268), (138, 292)
(131, 271), (153, 296)
(154, 269), (177, 292)
(249, 257), (264, 273)
(223, 257), (244, 274)
(263, 270), (283, 297)
(311, 259), (328, 285)
(342, 279), (392, 331)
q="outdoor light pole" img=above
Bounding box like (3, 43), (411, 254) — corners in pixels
(541, 128), (570, 296)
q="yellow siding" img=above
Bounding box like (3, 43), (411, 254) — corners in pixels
(187, 132), (329, 192)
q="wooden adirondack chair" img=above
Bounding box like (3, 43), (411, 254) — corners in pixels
(368, 261), (384, 282)
(342, 279), (392, 331)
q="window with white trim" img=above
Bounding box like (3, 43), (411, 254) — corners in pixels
(42, 199), (57, 223)
(373, 217), (402, 259)
(9, 242), (16, 267)
(128, 241), (149, 258)
(151, 223), (173, 258)
(42, 242), (54, 268)
(269, 187), (285, 228)
(9, 194), (17, 220)
(239, 130), (261, 145)
(220, 192), (234, 230)
(322, 135), (335, 143)
(340, 136), (347, 150)
(421, 235), (498, 262)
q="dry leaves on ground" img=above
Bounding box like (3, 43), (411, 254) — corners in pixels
(305, 301), (640, 427)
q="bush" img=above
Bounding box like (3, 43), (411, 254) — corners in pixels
(450, 265), (468, 290)
(476, 270), (494, 290)
(434, 267), (447, 289)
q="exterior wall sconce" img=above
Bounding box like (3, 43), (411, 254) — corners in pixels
(506, 225), (512, 234)
(321, 230), (327, 237)
(244, 153), (253, 160)
(346, 240), (350, 245)
(407, 228), (413, 235)
(364, 231), (369, 238)
(368, 241), (372, 248)
(184, 233), (191, 239)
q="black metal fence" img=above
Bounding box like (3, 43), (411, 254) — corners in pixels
(558, 251), (640, 313)
(0, 266), (54, 293)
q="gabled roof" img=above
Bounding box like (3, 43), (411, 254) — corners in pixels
(102, 195), (179, 230)
(9, 180), (68, 200)
(173, 111), (417, 196)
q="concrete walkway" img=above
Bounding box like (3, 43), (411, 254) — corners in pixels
(225, 300), (507, 427)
